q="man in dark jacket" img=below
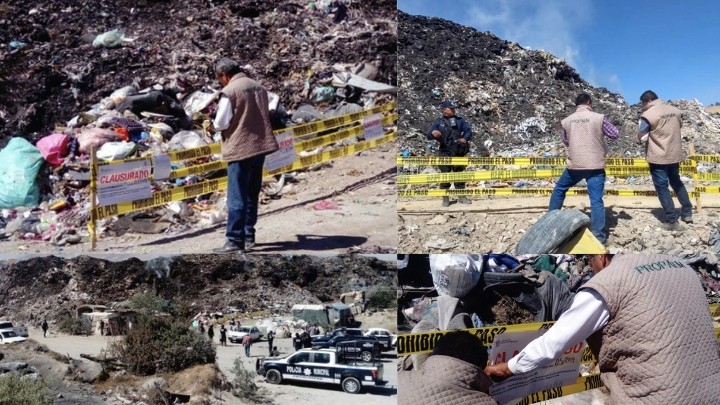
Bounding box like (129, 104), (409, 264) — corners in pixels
(428, 100), (473, 207)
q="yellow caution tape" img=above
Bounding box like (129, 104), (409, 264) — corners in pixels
(398, 166), (695, 185)
(695, 173), (720, 181)
(288, 102), (397, 137)
(690, 155), (720, 163)
(92, 132), (395, 220)
(93, 177), (228, 220)
(264, 131), (396, 176)
(167, 144), (222, 162)
(711, 303), (720, 318)
(398, 156), (696, 168)
(397, 188), (702, 198)
(294, 113), (397, 152)
(516, 375), (604, 405)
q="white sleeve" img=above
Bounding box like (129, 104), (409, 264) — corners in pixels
(507, 289), (610, 374)
(213, 95), (233, 131)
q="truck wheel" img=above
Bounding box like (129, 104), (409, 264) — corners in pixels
(266, 369), (282, 384)
(360, 351), (373, 363)
(342, 376), (362, 394)
(515, 209), (591, 254)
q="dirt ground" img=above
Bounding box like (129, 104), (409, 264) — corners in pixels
(398, 194), (720, 254)
(0, 146), (396, 255)
(24, 311), (397, 405)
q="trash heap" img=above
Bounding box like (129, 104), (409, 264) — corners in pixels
(398, 254), (720, 332)
(0, 0), (397, 244)
(0, 254), (396, 325)
(398, 11), (720, 159)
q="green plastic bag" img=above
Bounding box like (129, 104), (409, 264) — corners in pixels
(0, 138), (44, 208)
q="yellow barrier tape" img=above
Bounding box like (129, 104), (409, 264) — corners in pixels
(288, 102), (396, 137)
(169, 160), (227, 180)
(93, 177), (228, 220)
(690, 155), (720, 163)
(397, 188), (702, 198)
(398, 166), (696, 185)
(695, 173), (720, 181)
(264, 131), (396, 176)
(97, 155), (153, 167)
(516, 375), (604, 405)
(167, 143), (222, 162)
(711, 303), (720, 318)
(398, 156), (696, 168)
(294, 113), (397, 152)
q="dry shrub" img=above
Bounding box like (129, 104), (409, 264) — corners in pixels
(108, 315), (215, 375)
(0, 373), (53, 405)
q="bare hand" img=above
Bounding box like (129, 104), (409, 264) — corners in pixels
(432, 130), (441, 139)
(458, 138), (467, 144)
(484, 362), (514, 381)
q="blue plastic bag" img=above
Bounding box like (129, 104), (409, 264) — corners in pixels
(0, 138), (44, 208)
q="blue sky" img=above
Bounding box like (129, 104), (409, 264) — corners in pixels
(398, 0), (720, 106)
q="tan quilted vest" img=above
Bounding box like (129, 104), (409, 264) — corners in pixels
(561, 105), (607, 170)
(398, 355), (498, 405)
(580, 254), (720, 405)
(641, 100), (684, 164)
(220, 73), (279, 162)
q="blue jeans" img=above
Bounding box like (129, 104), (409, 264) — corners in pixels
(649, 163), (692, 223)
(226, 155), (266, 245)
(549, 168), (606, 243)
(244, 345), (251, 357)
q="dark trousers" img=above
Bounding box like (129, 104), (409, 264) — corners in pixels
(649, 163), (693, 223)
(438, 152), (466, 190)
(226, 155), (266, 245)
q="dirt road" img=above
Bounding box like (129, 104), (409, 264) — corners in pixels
(1, 146), (397, 255)
(398, 194), (720, 253)
(29, 325), (397, 405)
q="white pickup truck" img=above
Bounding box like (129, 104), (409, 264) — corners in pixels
(227, 326), (262, 344)
(0, 321), (28, 338)
(0, 330), (27, 344)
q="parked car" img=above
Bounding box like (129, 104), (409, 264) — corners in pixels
(311, 328), (364, 345)
(364, 328), (397, 349)
(0, 330), (28, 344)
(0, 321), (28, 338)
(227, 326), (261, 343)
(256, 347), (385, 394)
(312, 335), (380, 362)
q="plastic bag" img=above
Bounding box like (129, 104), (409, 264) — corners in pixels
(92, 29), (124, 48)
(36, 133), (69, 166)
(168, 130), (206, 151)
(429, 254), (483, 298)
(96, 141), (137, 161)
(0, 138), (44, 209)
(77, 128), (120, 154)
(312, 86), (335, 102)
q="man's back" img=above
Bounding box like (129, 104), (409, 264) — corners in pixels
(581, 254), (720, 404)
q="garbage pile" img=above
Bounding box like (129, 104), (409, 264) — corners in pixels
(398, 253), (720, 331)
(0, 254), (396, 325)
(398, 11), (720, 159)
(0, 0), (397, 244)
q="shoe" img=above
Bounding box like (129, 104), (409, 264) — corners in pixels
(660, 222), (683, 231)
(458, 196), (472, 204)
(245, 235), (256, 249)
(681, 216), (693, 224)
(212, 241), (244, 253)
(441, 196), (450, 207)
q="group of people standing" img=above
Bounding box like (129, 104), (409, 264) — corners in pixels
(428, 90), (693, 244)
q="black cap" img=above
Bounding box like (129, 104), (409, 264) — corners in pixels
(440, 100), (456, 109)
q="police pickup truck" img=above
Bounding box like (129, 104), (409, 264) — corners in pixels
(256, 346), (385, 394)
(313, 327), (393, 351)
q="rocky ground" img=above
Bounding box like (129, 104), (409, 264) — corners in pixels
(0, 254), (397, 324)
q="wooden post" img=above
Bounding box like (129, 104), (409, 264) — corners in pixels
(690, 143), (701, 213)
(89, 145), (98, 250)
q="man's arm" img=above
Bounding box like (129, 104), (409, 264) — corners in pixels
(637, 117), (651, 141)
(485, 289), (609, 379)
(459, 118), (473, 142)
(602, 117), (620, 140)
(561, 129), (569, 147)
(427, 119), (442, 140)
(213, 95), (233, 131)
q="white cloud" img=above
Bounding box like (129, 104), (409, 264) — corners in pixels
(464, 0), (591, 68)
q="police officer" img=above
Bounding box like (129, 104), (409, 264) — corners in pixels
(428, 100), (473, 206)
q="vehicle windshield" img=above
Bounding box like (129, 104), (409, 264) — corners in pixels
(1, 331), (17, 338)
(0, 323), (12, 329)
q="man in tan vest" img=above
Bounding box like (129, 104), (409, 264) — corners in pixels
(485, 254), (720, 404)
(637, 90), (692, 231)
(399, 331), (497, 405)
(549, 93), (619, 244)
(212, 58), (279, 253)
